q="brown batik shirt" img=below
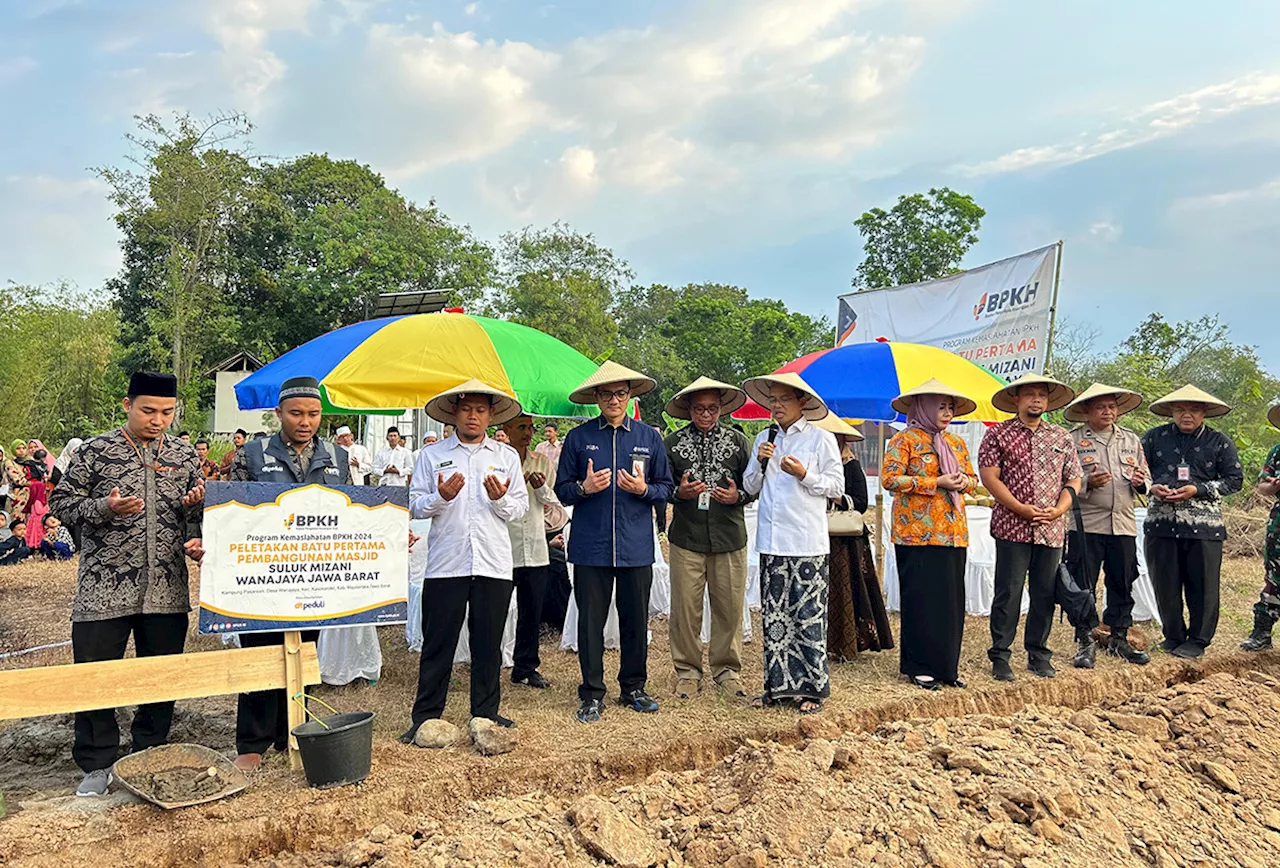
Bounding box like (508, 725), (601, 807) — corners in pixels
(49, 429), (203, 622)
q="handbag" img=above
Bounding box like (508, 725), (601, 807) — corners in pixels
(1054, 488), (1099, 627)
(827, 496), (864, 536)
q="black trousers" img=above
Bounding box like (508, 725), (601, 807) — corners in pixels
(512, 565), (549, 679)
(897, 545), (966, 681)
(236, 629), (320, 756)
(411, 576), (514, 726)
(72, 613), (188, 772)
(989, 540), (1061, 666)
(541, 534), (572, 630)
(574, 564), (652, 702)
(1066, 531), (1139, 635)
(1145, 536), (1222, 648)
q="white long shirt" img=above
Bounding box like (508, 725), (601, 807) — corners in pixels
(374, 444), (414, 487)
(347, 443), (373, 483)
(409, 435), (529, 580)
(509, 449), (559, 569)
(743, 418), (844, 557)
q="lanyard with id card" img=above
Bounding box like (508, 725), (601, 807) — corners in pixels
(631, 451), (648, 481)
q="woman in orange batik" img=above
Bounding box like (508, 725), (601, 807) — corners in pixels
(882, 380), (978, 691)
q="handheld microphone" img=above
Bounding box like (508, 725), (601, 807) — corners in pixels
(761, 423), (780, 474)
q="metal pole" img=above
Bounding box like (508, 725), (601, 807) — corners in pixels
(1043, 239), (1064, 372)
(875, 421), (887, 579)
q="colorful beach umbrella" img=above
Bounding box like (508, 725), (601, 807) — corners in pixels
(732, 341), (1012, 423)
(236, 313), (603, 418)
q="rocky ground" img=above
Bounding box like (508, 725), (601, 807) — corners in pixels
(268, 667), (1280, 868)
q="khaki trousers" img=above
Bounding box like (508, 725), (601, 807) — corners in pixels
(669, 543), (748, 684)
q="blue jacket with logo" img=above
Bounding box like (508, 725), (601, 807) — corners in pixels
(555, 417), (674, 567)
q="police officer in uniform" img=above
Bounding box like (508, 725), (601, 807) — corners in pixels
(1064, 383), (1151, 668)
(227, 376), (350, 771)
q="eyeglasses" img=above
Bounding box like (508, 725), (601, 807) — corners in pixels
(690, 405), (721, 416)
(767, 394), (799, 406)
(595, 388), (631, 402)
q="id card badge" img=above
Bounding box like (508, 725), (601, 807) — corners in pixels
(1177, 462), (1191, 483)
(698, 490), (712, 511)
(631, 453), (647, 479)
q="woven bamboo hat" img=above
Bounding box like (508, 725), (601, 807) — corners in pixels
(891, 378), (978, 418)
(665, 376), (748, 420)
(813, 414), (865, 441)
(1268, 404), (1280, 430)
(991, 372), (1076, 414)
(425, 379), (523, 426)
(1149, 384), (1231, 419)
(741, 372), (829, 422)
(569, 361), (657, 405)
(1063, 383), (1144, 423)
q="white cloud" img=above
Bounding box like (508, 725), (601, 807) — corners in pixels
(0, 175), (119, 288)
(1087, 219), (1122, 243)
(959, 72), (1280, 177)
(1170, 176), (1280, 210)
(0, 56), (38, 87)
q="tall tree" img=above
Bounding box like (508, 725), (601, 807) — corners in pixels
(851, 187), (985, 290)
(494, 222), (630, 360)
(97, 112), (255, 420)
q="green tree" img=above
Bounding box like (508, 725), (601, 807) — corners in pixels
(851, 187), (985, 290)
(0, 283), (125, 446)
(494, 222), (630, 360)
(97, 112), (255, 421)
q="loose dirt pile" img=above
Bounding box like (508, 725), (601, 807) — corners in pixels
(281, 668), (1280, 868)
(131, 767), (226, 804)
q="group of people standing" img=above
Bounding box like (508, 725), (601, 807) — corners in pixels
(32, 358), (1280, 797)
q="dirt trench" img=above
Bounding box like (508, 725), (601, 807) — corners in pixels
(2, 653), (1277, 867)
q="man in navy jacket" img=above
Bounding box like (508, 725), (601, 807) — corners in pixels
(556, 361), (674, 723)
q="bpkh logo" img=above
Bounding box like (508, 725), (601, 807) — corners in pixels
(284, 512), (338, 530)
(973, 281), (1041, 320)
(294, 600), (326, 611)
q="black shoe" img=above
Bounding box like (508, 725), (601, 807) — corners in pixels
(1159, 638), (1180, 653)
(1109, 632), (1151, 665)
(488, 715), (517, 728)
(618, 689), (659, 713)
(512, 671), (552, 689)
(1171, 642), (1204, 660)
(992, 659), (1015, 682)
(1242, 632), (1273, 652)
(942, 678), (967, 689)
(911, 675), (941, 691)
(576, 699), (605, 724)
(398, 726), (419, 745)
(1242, 608), (1275, 652)
(1029, 660), (1056, 678)
(1072, 637), (1096, 669)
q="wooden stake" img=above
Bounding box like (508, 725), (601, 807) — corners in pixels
(284, 630), (305, 771)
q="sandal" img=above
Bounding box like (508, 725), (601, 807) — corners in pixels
(911, 675), (941, 691)
(797, 699), (824, 715)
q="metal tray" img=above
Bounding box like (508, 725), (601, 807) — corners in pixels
(112, 743), (249, 809)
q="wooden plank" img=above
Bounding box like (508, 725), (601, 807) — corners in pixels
(284, 630), (304, 771)
(0, 643), (320, 721)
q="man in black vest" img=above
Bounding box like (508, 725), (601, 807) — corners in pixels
(227, 376), (350, 771)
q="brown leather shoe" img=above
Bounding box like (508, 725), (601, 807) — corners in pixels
(233, 752), (263, 773)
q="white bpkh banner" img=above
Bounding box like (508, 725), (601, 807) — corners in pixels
(837, 244), (1059, 377)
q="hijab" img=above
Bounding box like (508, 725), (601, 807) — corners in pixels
(55, 438), (83, 474)
(10, 439), (25, 459)
(906, 394), (965, 512)
(28, 440), (55, 475)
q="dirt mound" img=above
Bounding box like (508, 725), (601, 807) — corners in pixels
(287, 668), (1280, 868)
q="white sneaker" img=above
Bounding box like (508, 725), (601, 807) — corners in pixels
(76, 768), (113, 797)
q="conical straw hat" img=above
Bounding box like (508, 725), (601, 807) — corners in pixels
(1268, 404), (1280, 430)
(425, 379), (524, 426)
(891, 378), (978, 418)
(665, 376), (747, 420)
(1063, 383), (1144, 423)
(569, 360), (657, 405)
(991, 372), (1076, 414)
(741, 372), (829, 422)
(813, 414), (864, 441)
(1148, 384), (1231, 419)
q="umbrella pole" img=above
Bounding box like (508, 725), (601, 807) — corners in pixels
(876, 421), (886, 580)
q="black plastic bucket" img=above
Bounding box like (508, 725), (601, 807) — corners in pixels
(290, 711), (375, 788)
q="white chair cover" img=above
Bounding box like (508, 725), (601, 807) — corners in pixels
(317, 626), (383, 685)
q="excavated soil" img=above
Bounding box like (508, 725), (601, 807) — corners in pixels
(131, 767), (226, 803)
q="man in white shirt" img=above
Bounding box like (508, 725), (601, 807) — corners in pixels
(742, 372), (843, 714)
(374, 426), (413, 488)
(335, 426), (372, 485)
(502, 413), (561, 689)
(402, 381), (529, 741)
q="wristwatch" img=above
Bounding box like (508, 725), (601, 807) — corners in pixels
(575, 480), (587, 498)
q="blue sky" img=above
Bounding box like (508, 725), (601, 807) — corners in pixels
(3, 0), (1279, 372)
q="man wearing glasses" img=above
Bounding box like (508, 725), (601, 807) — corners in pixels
(555, 362), (675, 723)
(662, 378), (754, 701)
